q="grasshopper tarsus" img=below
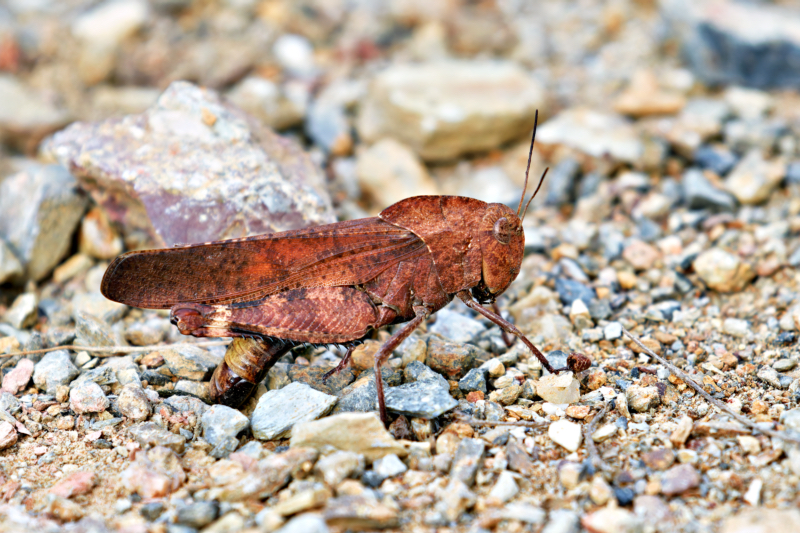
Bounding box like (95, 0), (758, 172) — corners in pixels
(322, 345), (356, 383)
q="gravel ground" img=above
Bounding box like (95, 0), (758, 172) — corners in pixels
(2, 1), (800, 532)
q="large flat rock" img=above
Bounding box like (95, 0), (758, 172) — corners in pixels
(43, 81), (335, 248)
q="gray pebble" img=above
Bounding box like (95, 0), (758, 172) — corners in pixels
(251, 381), (336, 440)
(3, 293), (37, 330)
(333, 377), (378, 414)
(73, 366), (117, 388)
(451, 438), (486, 486)
(74, 311), (117, 348)
(140, 501), (165, 521)
(588, 299), (612, 321)
(177, 501), (219, 528)
(757, 366), (782, 389)
(372, 453), (407, 481)
(545, 158), (580, 206)
(555, 277), (596, 306)
(404, 361), (448, 390)
(694, 145), (738, 175)
(682, 168), (736, 212)
(33, 350), (79, 394)
(385, 379), (457, 419)
(116, 384), (151, 421)
(773, 359), (797, 372)
(604, 322), (623, 341)
(315, 450), (365, 486)
(163, 345), (220, 381)
(429, 308), (486, 344)
(202, 404), (249, 448)
(274, 513), (329, 533)
(458, 368), (487, 393)
(129, 422), (186, 454)
(164, 395), (208, 416)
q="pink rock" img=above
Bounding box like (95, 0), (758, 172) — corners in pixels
(0, 421), (17, 450)
(120, 446), (186, 499)
(661, 464), (701, 496)
(44, 81), (334, 249)
(1, 358), (33, 394)
(69, 382), (110, 414)
(84, 430), (102, 442)
(622, 239), (661, 271)
(49, 471), (97, 499)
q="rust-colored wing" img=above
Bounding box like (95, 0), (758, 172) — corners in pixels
(101, 217), (428, 309)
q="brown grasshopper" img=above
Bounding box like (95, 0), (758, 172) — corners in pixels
(101, 114), (590, 425)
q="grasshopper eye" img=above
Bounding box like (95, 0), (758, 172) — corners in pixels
(493, 217), (512, 244)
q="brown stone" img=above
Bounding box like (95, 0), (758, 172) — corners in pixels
(466, 391), (484, 402)
(628, 337), (662, 355)
(641, 448), (675, 471)
(350, 340), (381, 371)
(566, 405), (591, 419)
(586, 370), (607, 390)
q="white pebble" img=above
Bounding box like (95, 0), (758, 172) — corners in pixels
(548, 420), (582, 452)
(489, 470), (519, 503)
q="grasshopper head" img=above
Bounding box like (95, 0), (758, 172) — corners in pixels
(472, 203), (525, 303)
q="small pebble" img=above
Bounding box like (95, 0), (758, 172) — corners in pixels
(548, 420), (582, 452)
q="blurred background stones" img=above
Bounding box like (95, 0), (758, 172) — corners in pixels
(1, 0), (800, 531)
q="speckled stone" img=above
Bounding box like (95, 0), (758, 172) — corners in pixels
(44, 81), (334, 248)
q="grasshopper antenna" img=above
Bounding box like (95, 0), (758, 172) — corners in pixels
(520, 167), (548, 223)
(516, 109), (539, 218)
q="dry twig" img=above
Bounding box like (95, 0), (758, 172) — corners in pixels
(623, 327), (800, 445)
(2, 340), (230, 358)
(583, 403), (611, 471)
(455, 414), (547, 430)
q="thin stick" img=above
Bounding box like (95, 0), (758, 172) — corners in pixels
(456, 414), (547, 429)
(622, 328), (800, 445)
(583, 403), (611, 472)
(2, 340), (230, 358)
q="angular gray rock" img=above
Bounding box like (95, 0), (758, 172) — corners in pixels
(0, 239), (23, 285)
(451, 438), (486, 487)
(0, 163), (88, 281)
(116, 384), (152, 421)
(536, 108), (643, 164)
(683, 168), (736, 212)
(74, 311), (118, 348)
(663, 0), (800, 89)
(252, 381), (337, 440)
(201, 404), (250, 451)
(33, 350), (79, 394)
(43, 81), (335, 249)
(385, 379), (457, 419)
(3, 293), (38, 330)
